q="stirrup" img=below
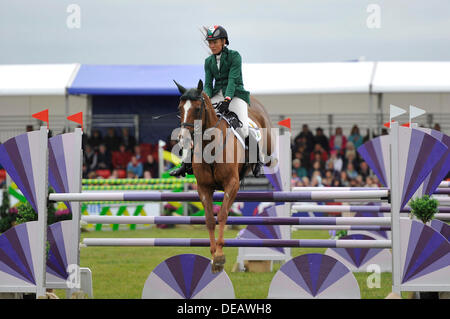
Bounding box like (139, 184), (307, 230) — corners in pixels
(252, 162), (262, 177)
(169, 162), (192, 177)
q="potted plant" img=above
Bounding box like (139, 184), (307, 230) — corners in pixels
(409, 195), (438, 225)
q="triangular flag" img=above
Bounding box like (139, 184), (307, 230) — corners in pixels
(410, 105), (426, 120)
(32, 109), (49, 127)
(67, 112), (83, 129)
(390, 104), (407, 119)
(401, 123), (411, 127)
(383, 120), (394, 128)
(278, 118), (291, 130)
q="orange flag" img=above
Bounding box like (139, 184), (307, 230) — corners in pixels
(32, 109), (49, 127)
(278, 118), (291, 130)
(67, 112), (83, 129)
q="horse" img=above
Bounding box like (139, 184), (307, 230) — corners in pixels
(173, 79), (275, 272)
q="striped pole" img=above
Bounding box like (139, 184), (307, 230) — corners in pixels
(82, 178), (196, 185)
(82, 238), (392, 248)
(49, 190), (389, 202)
(81, 216), (391, 226)
(292, 186), (450, 195)
(439, 181), (450, 188)
(291, 204), (450, 214)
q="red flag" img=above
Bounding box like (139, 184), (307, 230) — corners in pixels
(32, 109), (49, 127)
(278, 118), (291, 130)
(67, 112), (83, 129)
(383, 120), (394, 128)
(401, 122), (410, 127)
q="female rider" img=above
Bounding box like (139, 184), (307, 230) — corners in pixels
(171, 25), (262, 177)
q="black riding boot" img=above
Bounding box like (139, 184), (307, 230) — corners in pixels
(246, 132), (263, 177)
(169, 161), (193, 177)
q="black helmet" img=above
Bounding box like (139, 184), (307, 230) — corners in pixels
(205, 25), (229, 45)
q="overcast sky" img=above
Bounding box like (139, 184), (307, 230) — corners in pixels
(1, 0), (450, 65)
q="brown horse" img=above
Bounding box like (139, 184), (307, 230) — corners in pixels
(174, 79), (275, 272)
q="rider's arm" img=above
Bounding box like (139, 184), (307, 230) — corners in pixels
(224, 51), (242, 100)
(204, 59), (213, 97)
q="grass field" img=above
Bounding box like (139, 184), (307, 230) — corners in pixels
(52, 225), (402, 299)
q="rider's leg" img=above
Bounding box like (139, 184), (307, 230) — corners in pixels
(169, 147), (193, 177)
(228, 97), (248, 138)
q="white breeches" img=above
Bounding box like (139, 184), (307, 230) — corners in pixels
(211, 91), (249, 138)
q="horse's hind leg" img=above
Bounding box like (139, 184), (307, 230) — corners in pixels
(197, 185), (216, 257)
(213, 175), (240, 273)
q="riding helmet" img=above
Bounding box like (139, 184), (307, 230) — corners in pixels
(205, 25), (229, 45)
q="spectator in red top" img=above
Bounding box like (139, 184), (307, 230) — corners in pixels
(329, 127), (347, 156)
(309, 144), (328, 164)
(112, 144), (132, 170)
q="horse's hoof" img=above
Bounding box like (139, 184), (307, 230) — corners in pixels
(211, 255), (226, 273)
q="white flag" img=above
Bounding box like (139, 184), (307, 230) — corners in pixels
(410, 105), (426, 120)
(390, 104), (407, 119)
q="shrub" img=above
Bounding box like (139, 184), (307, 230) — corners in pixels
(409, 195), (438, 224)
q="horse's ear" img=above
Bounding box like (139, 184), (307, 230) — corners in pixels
(197, 79), (203, 93)
(173, 80), (187, 95)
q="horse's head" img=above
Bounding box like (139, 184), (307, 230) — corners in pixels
(174, 79), (208, 149)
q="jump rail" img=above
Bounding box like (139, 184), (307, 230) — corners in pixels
(82, 238), (392, 248)
(49, 190), (389, 202)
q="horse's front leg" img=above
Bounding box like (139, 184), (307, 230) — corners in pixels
(213, 173), (240, 273)
(197, 184), (216, 258)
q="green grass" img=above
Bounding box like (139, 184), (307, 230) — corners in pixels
(55, 226), (397, 299)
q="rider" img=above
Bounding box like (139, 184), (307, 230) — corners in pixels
(170, 25), (263, 177)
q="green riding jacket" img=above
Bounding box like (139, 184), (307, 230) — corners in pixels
(204, 46), (251, 105)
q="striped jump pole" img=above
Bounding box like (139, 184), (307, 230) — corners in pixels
(49, 190), (389, 202)
(82, 238), (392, 248)
(439, 181), (450, 188)
(291, 204), (450, 214)
(292, 186), (450, 195)
(81, 215), (391, 226)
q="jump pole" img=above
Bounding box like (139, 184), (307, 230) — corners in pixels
(82, 238), (392, 249)
(81, 215), (392, 226)
(291, 204), (450, 213)
(292, 186), (450, 195)
(49, 189), (389, 202)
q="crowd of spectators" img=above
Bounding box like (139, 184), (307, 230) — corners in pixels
(82, 127), (159, 179)
(292, 124), (384, 188)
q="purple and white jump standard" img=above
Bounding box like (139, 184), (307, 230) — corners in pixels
(49, 190), (389, 202)
(82, 238), (392, 249)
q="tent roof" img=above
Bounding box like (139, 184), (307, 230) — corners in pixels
(68, 64), (204, 95)
(244, 62), (375, 94)
(372, 61), (450, 93)
(0, 64), (79, 96)
(2, 62), (450, 96)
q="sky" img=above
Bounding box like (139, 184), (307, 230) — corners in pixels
(1, 0), (450, 65)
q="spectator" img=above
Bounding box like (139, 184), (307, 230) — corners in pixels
(310, 143), (328, 162)
(359, 161), (371, 179)
(295, 124), (315, 152)
(348, 125), (363, 150)
(292, 159), (308, 179)
(301, 176), (310, 187)
(127, 156), (143, 178)
(88, 130), (103, 151)
(344, 151), (359, 172)
(105, 128), (120, 152)
(112, 144), (132, 170)
(314, 127), (329, 152)
(143, 154), (158, 178)
(340, 171), (350, 186)
(133, 145), (143, 162)
(121, 127), (137, 151)
(96, 144), (112, 171)
(83, 145), (97, 174)
(310, 160), (324, 178)
(326, 150), (343, 172)
(433, 123), (441, 132)
(310, 171), (323, 187)
(329, 127), (347, 155)
(345, 162), (358, 180)
(322, 169), (334, 186)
